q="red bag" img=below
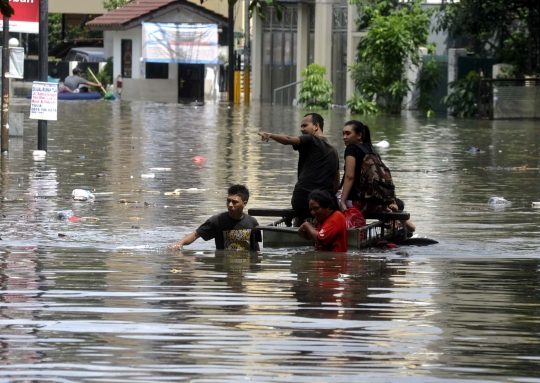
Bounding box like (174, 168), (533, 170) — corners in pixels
(343, 207), (366, 229)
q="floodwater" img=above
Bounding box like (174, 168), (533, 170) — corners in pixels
(1, 98), (540, 382)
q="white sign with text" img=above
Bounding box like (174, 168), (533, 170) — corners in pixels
(30, 82), (58, 121)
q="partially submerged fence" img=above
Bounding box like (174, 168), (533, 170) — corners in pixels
(478, 78), (540, 119)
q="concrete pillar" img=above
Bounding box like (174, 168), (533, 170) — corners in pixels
(251, 12), (263, 101)
(296, 3), (309, 99)
(169, 63), (178, 80)
(314, 0), (334, 80)
(345, 3), (359, 100)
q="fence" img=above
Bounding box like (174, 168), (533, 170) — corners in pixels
(478, 78), (540, 119)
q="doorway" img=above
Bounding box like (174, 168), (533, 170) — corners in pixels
(178, 64), (205, 102)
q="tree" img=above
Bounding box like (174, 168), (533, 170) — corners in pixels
(103, 0), (133, 12)
(103, 0), (284, 20)
(349, 0), (432, 113)
(437, 0), (540, 75)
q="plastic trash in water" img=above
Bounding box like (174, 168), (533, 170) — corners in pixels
(532, 202), (540, 208)
(488, 196), (512, 205)
(467, 147), (485, 154)
(164, 188), (209, 196)
(72, 189), (95, 201)
(57, 210), (74, 219)
(191, 156), (206, 164)
(141, 173), (155, 178)
(374, 140), (390, 148)
(57, 210), (81, 222)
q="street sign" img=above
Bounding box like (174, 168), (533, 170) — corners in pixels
(0, 0), (39, 34)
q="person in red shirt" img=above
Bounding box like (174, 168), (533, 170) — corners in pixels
(298, 190), (348, 252)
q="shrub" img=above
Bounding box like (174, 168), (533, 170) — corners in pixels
(298, 64), (334, 109)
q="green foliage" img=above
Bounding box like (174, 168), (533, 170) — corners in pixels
(350, 0), (400, 31)
(248, 0), (285, 21)
(103, 0), (284, 23)
(298, 64), (334, 109)
(103, 0), (133, 11)
(496, 65), (516, 79)
(416, 55), (443, 112)
(442, 70), (479, 117)
(350, 0), (432, 114)
(347, 93), (379, 115)
(437, 0), (540, 75)
(93, 58), (113, 93)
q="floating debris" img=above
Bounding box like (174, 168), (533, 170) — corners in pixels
(149, 167), (171, 171)
(467, 147), (485, 154)
(488, 196), (512, 205)
(374, 140), (389, 148)
(164, 188), (208, 196)
(191, 156), (207, 164)
(72, 189), (95, 201)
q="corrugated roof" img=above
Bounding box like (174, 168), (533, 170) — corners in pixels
(87, 0), (179, 28)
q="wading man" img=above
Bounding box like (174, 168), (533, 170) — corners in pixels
(170, 184), (261, 251)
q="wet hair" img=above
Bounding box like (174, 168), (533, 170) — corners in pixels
(396, 198), (405, 211)
(308, 189), (338, 212)
(228, 184), (250, 202)
(304, 113), (324, 132)
(344, 120), (372, 145)
(73, 67), (83, 75)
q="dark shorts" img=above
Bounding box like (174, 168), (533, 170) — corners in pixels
(291, 191), (311, 220)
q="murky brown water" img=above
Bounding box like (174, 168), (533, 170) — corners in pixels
(1, 98), (540, 381)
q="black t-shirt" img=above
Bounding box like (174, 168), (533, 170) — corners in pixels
(341, 143), (378, 200)
(292, 135), (339, 195)
(196, 212), (262, 250)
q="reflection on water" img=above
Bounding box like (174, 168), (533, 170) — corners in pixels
(0, 100), (539, 380)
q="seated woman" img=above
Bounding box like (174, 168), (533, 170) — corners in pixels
(339, 120), (391, 214)
(298, 189), (347, 252)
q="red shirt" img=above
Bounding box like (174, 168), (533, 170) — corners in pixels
(316, 211), (348, 252)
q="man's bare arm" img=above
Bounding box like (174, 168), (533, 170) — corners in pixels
(169, 231), (199, 250)
(258, 132), (301, 146)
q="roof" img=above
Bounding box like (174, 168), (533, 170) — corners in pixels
(86, 0), (228, 31)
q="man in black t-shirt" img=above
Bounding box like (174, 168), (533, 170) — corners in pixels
(259, 113), (340, 223)
(170, 185), (261, 251)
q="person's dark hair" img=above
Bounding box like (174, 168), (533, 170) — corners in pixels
(304, 113), (324, 132)
(344, 120), (372, 145)
(228, 184), (250, 202)
(73, 67), (83, 75)
(308, 189), (338, 211)
(396, 198), (405, 211)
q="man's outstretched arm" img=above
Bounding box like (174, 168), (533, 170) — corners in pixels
(258, 132), (301, 146)
(169, 231), (199, 250)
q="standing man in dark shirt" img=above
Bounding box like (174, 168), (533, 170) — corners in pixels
(258, 113), (340, 224)
(170, 184), (261, 251)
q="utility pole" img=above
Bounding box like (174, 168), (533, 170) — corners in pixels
(38, 0), (48, 151)
(228, 2), (234, 103)
(1, 14), (9, 153)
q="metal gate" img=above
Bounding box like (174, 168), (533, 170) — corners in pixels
(261, 6), (298, 105)
(422, 55), (448, 113)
